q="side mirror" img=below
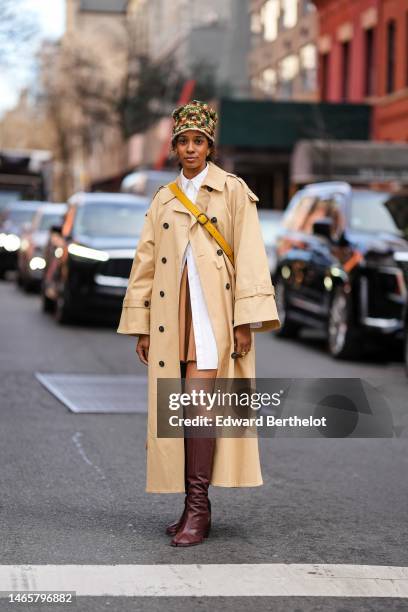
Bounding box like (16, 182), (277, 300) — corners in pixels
(313, 218), (332, 240)
(336, 231), (350, 247)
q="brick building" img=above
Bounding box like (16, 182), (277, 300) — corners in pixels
(313, 0), (379, 102)
(374, 0), (408, 141)
(249, 0), (318, 100)
(313, 0), (408, 141)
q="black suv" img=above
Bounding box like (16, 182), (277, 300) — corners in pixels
(274, 182), (408, 358)
(403, 294), (408, 376)
(41, 192), (149, 323)
(0, 201), (44, 278)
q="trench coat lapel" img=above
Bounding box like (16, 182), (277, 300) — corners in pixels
(163, 173), (211, 230)
(170, 162), (225, 225)
(195, 186), (211, 215)
(173, 175), (193, 219)
(157, 163), (229, 260)
(157, 177), (190, 217)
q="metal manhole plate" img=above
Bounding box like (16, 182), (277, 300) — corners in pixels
(35, 373), (147, 414)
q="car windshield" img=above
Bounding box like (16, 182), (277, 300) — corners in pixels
(350, 191), (408, 237)
(0, 192), (21, 210)
(38, 213), (65, 231)
(74, 202), (148, 237)
(121, 171), (178, 197)
(258, 212), (283, 243)
(5, 208), (37, 226)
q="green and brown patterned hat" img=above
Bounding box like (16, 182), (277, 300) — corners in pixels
(171, 100), (217, 144)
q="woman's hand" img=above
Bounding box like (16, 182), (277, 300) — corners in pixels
(136, 334), (150, 365)
(234, 324), (251, 357)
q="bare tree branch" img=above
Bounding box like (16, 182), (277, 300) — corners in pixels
(0, 0), (39, 68)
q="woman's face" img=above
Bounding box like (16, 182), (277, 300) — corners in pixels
(174, 130), (211, 174)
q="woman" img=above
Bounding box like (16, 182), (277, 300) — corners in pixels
(117, 100), (280, 547)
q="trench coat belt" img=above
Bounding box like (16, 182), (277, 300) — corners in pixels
(168, 182), (235, 267)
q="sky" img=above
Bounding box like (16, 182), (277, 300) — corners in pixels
(0, 0), (66, 117)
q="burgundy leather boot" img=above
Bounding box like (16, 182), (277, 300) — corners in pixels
(165, 437), (188, 535)
(167, 364), (214, 537)
(165, 495), (187, 536)
(166, 498), (211, 536)
(170, 435), (216, 547)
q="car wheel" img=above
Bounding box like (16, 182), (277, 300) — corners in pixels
(41, 288), (55, 313)
(22, 276), (34, 293)
(274, 277), (301, 338)
(55, 283), (74, 324)
(328, 286), (361, 359)
(404, 327), (408, 378)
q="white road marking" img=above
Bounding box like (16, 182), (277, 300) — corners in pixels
(71, 431), (106, 477)
(0, 565), (408, 597)
(70, 432), (116, 503)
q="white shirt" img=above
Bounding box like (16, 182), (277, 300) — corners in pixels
(178, 164), (261, 369)
(179, 164), (219, 369)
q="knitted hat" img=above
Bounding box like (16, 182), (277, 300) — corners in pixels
(171, 100), (217, 144)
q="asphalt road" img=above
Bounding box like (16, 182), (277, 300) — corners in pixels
(0, 274), (407, 612)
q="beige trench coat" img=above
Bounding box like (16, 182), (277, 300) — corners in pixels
(117, 161), (280, 493)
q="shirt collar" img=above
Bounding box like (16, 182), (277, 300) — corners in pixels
(180, 163), (209, 191)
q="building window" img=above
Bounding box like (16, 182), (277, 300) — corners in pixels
(250, 11), (262, 35)
(341, 40), (350, 101)
(261, 68), (278, 95)
(279, 54), (299, 97)
(364, 27), (375, 96)
(320, 52), (330, 100)
(299, 43), (317, 92)
(386, 19), (396, 94)
(282, 0), (298, 29)
(262, 0), (279, 42)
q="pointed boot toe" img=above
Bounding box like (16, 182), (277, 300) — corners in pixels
(169, 437), (215, 548)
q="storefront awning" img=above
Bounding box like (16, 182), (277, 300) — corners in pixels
(217, 99), (371, 149)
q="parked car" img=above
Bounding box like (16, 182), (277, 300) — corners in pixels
(0, 193), (21, 213)
(120, 168), (178, 199)
(274, 182), (408, 359)
(258, 209), (284, 276)
(0, 201), (44, 278)
(17, 203), (67, 291)
(41, 192), (150, 323)
(404, 301), (408, 377)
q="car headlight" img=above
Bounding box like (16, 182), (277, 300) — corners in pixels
(29, 256), (46, 270)
(3, 234), (21, 252)
(67, 243), (109, 262)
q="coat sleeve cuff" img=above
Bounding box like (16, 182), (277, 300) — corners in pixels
(116, 305), (150, 336)
(234, 291), (281, 332)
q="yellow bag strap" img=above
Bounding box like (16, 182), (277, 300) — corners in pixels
(169, 182), (234, 267)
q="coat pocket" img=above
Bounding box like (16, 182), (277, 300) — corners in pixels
(123, 297), (150, 307)
(235, 285), (275, 300)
